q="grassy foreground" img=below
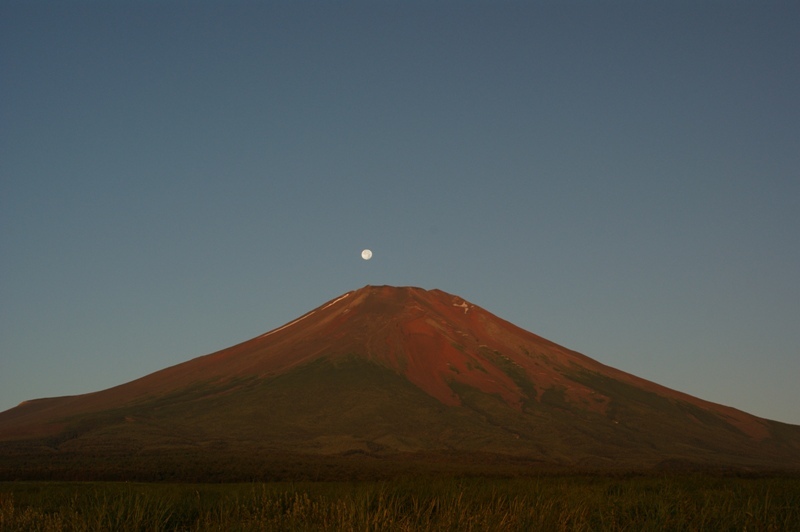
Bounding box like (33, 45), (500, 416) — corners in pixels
(2, 475), (799, 531)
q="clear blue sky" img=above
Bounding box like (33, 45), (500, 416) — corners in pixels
(2, 1), (798, 424)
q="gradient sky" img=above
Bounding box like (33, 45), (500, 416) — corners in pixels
(2, 1), (799, 425)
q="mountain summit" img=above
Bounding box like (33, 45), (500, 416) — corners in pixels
(2, 285), (799, 475)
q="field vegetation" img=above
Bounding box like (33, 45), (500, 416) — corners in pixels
(2, 474), (799, 531)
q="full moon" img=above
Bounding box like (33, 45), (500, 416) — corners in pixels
(361, 249), (373, 260)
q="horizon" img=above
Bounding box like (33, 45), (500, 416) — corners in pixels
(2, 1), (799, 425)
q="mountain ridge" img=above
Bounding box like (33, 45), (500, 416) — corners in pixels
(1, 285), (798, 475)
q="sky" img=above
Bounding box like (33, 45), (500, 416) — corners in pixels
(2, 1), (798, 425)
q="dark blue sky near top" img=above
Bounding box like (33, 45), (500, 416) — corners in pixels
(1, 1), (798, 423)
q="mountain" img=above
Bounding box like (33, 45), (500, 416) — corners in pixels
(1, 285), (799, 479)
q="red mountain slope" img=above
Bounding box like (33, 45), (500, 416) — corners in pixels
(1, 285), (798, 472)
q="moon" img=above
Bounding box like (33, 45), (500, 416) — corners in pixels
(361, 249), (373, 260)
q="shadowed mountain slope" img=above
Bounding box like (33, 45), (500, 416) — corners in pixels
(1, 285), (799, 474)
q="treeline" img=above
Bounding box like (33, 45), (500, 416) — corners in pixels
(2, 444), (798, 483)
(0, 448), (552, 483)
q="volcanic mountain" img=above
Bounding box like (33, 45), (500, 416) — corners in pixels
(1, 285), (799, 477)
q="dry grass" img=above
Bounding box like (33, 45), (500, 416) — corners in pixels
(2, 475), (799, 531)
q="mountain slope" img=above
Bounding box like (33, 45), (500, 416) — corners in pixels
(1, 285), (799, 472)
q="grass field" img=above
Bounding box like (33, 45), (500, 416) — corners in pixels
(2, 474), (799, 531)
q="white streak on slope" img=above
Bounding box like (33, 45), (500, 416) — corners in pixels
(258, 292), (351, 339)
